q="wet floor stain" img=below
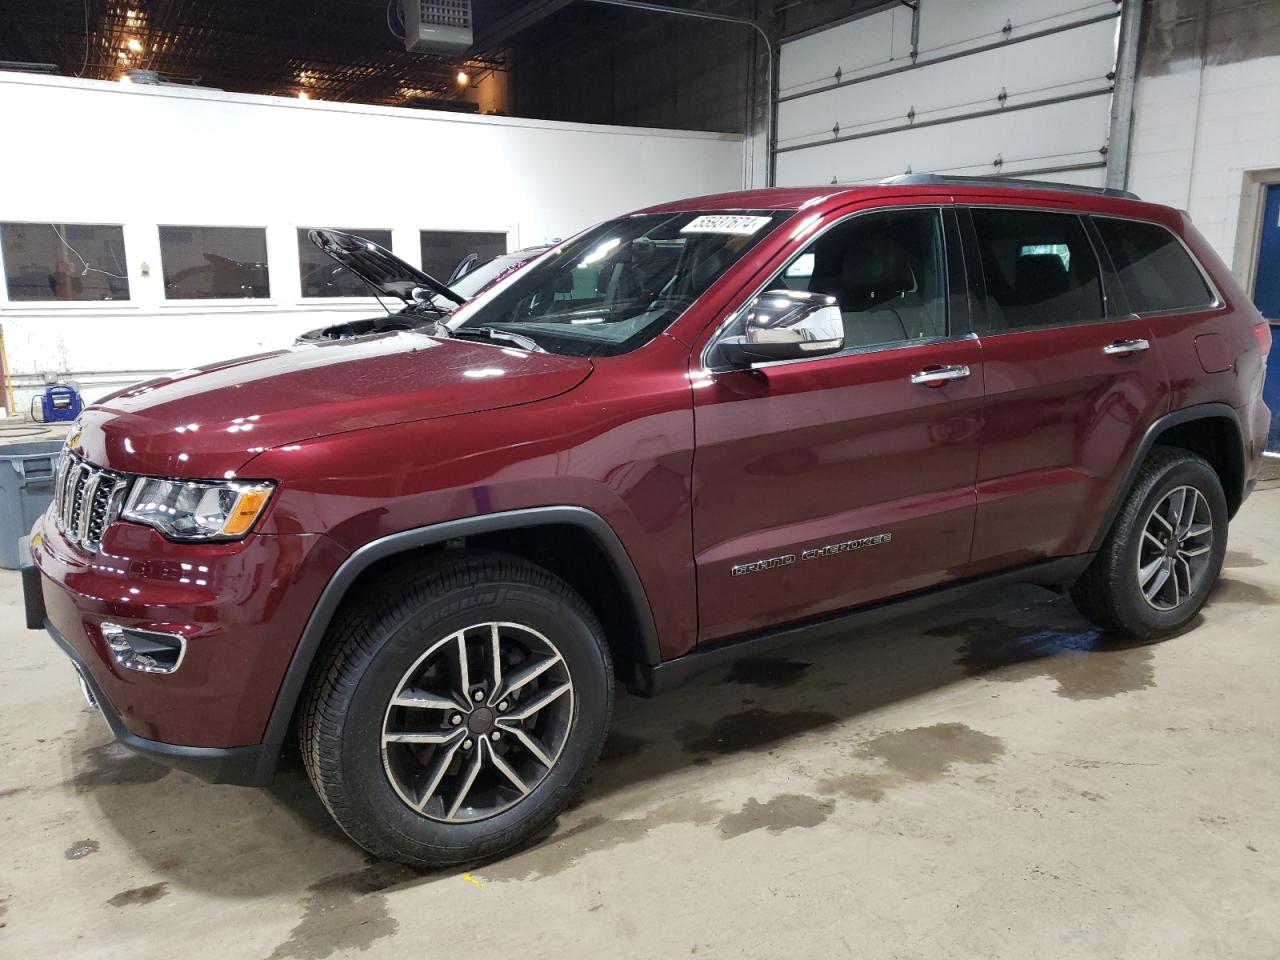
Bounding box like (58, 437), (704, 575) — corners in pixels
(70, 742), (169, 791)
(599, 731), (649, 764)
(723, 657), (812, 689)
(0, 787), (29, 799)
(718, 794), (834, 839)
(267, 863), (418, 960)
(817, 770), (891, 803)
(1210, 577), (1279, 606)
(107, 882), (168, 907)
(480, 796), (723, 882)
(929, 614), (1156, 700)
(856, 723), (1005, 781)
(64, 838), (100, 861)
(678, 708), (837, 756)
(1223, 549), (1265, 569)
(821, 722), (1004, 801)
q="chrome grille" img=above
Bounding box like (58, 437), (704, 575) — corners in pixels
(52, 452), (131, 550)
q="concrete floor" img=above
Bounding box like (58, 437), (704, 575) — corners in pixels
(2, 488), (1278, 960)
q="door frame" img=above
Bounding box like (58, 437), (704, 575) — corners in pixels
(693, 198), (973, 371)
(1230, 167), (1280, 300)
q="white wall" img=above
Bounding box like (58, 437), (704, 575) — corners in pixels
(0, 73), (742, 411)
(775, 0), (1121, 188)
(1129, 53), (1280, 280)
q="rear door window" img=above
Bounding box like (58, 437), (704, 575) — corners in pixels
(1092, 216), (1215, 314)
(969, 208), (1103, 331)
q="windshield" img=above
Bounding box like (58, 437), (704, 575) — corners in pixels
(446, 211), (792, 356)
(450, 249), (544, 299)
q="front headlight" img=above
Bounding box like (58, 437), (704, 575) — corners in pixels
(122, 478), (275, 541)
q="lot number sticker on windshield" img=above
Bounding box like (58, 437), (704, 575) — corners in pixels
(680, 215), (773, 236)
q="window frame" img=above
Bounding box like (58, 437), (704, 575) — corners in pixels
(959, 204), (1118, 337)
(0, 220), (133, 306)
(701, 203), (971, 373)
(295, 226), (395, 301)
(1087, 213), (1224, 319)
(157, 224), (273, 303)
(418, 228), (512, 283)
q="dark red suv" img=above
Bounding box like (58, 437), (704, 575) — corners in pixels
(22, 176), (1272, 867)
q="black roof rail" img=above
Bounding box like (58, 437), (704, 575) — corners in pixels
(879, 173), (1140, 201)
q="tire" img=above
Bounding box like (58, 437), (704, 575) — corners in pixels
(299, 551), (613, 868)
(1071, 446), (1228, 640)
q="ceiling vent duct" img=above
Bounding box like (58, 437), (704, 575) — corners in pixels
(403, 0), (473, 54)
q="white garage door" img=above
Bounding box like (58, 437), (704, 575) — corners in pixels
(775, 0), (1123, 188)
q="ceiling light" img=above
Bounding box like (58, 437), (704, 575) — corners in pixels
(297, 91), (310, 100)
(126, 37), (143, 53)
(456, 71), (469, 86)
(119, 74), (132, 84)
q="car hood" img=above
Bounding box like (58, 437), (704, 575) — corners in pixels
(70, 333), (592, 478)
(309, 228), (463, 305)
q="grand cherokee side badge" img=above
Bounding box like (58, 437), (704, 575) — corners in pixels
(802, 533), (892, 559)
(731, 554), (796, 577)
(732, 533), (892, 576)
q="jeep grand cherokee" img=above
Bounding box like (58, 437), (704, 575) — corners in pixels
(22, 176), (1271, 867)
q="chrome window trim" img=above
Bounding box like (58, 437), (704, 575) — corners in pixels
(698, 203), (960, 374)
(733, 331), (979, 372)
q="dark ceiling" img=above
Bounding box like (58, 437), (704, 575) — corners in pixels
(0, 0), (528, 104)
(0, 0), (880, 117)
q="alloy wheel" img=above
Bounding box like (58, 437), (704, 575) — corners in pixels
(381, 622), (575, 822)
(1136, 485), (1214, 612)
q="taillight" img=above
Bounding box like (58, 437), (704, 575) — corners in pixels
(1256, 322), (1273, 353)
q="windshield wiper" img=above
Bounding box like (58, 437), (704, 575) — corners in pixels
(446, 326), (545, 353)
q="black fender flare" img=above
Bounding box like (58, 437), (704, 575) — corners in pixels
(1089, 402), (1246, 553)
(259, 506), (662, 750)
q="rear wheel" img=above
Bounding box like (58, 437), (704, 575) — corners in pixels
(300, 552), (613, 867)
(1071, 446), (1228, 639)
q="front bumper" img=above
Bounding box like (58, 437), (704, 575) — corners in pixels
(22, 535), (277, 784)
(23, 513), (348, 781)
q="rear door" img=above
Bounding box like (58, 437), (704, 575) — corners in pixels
(961, 203), (1169, 569)
(691, 202), (984, 643)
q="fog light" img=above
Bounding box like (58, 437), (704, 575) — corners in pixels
(100, 623), (186, 675)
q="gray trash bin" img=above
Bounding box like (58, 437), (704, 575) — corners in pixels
(0, 440), (63, 569)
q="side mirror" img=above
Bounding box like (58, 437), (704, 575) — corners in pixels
(715, 289), (844, 368)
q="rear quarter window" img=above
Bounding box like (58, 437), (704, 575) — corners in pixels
(1092, 216), (1215, 314)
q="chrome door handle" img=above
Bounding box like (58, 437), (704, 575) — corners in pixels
(1103, 338), (1150, 355)
(910, 364), (971, 386)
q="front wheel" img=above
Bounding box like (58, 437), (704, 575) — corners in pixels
(1071, 446), (1228, 640)
(299, 552), (613, 867)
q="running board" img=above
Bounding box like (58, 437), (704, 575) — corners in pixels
(627, 554), (1094, 697)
